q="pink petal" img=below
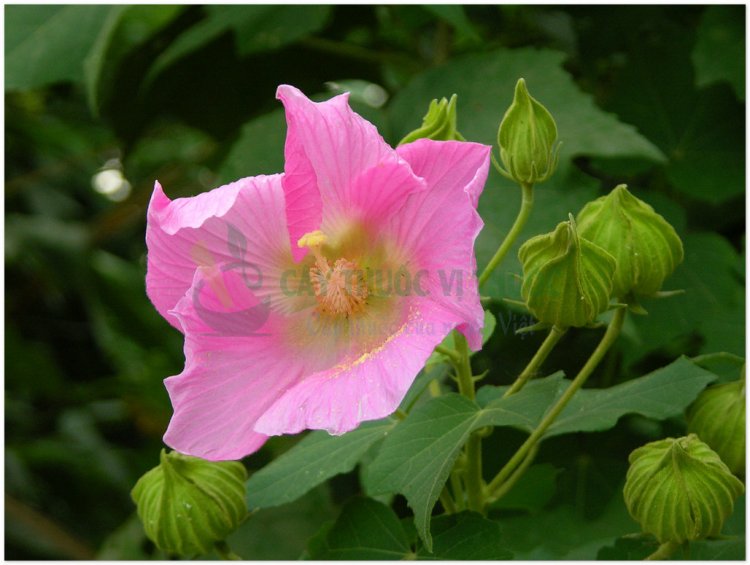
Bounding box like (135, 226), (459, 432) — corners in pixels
(255, 300), (464, 436)
(146, 176), (293, 330)
(164, 267), (307, 460)
(277, 85), (425, 253)
(390, 139), (492, 349)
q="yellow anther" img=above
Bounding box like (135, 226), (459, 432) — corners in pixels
(298, 230), (369, 317)
(311, 258), (369, 317)
(297, 230), (328, 249)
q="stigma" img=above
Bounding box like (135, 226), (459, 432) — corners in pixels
(298, 230), (369, 317)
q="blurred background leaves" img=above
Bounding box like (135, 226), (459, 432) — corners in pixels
(5, 4), (744, 559)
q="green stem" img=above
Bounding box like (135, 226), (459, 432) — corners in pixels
(645, 540), (681, 561)
(450, 471), (466, 511)
(486, 307), (627, 497)
(478, 181), (534, 288)
(439, 487), (456, 514)
(452, 333), (484, 512)
(690, 352), (745, 367)
(464, 434), (484, 513)
(429, 378), (442, 398)
(485, 445), (539, 504)
(214, 541), (242, 561)
(504, 325), (567, 398)
(453, 333), (475, 400)
(435, 344), (461, 364)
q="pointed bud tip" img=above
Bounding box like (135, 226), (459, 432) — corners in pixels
(498, 78), (559, 185)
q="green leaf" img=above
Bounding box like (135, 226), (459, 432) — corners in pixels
(598, 534), (746, 561)
(398, 364), (449, 414)
(482, 310), (497, 344)
(366, 375), (565, 549)
(218, 109), (287, 184)
(224, 5), (332, 56)
(141, 7), (240, 88)
(369, 356), (714, 548)
(83, 7), (128, 116)
(491, 463), (562, 513)
(479, 372), (568, 432)
(621, 233), (745, 364)
(546, 356), (717, 437)
(596, 536), (658, 560)
(608, 25), (743, 204)
(5, 5), (114, 90)
(480, 357), (716, 438)
(246, 418), (396, 509)
(228, 486), (336, 560)
(421, 5), (480, 41)
(688, 539), (746, 560)
(500, 493), (636, 559)
(97, 513), (166, 560)
(389, 48), (665, 171)
(308, 498), (413, 560)
(307, 500), (513, 561)
(365, 394), (480, 551)
(693, 6), (745, 100)
(144, 6), (331, 87)
(416, 512), (513, 559)
(83, 5), (184, 115)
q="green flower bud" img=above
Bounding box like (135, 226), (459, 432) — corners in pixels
(497, 78), (559, 185)
(131, 449), (247, 556)
(518, 216), (616, 328)
(399, 94), (465, 145)
(688, 378), (746, 475)
(576, 185), (684, 299)
(624, 434), (744, 544)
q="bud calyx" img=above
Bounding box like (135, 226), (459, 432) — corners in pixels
(519, 215), (616, 328)
(624, 434), (744, 544)
(131, 449), (247, 556)
(576, 184), (684, 299)
(497, 78), (559, 185)
(688, 377), (746, 475)
(399, 94), (465, 145)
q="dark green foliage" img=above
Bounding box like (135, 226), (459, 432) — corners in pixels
(5, 5), (744, 560)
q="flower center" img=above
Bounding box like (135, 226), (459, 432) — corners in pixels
(298, 231), (369, 317)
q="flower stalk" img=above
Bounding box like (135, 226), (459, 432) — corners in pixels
(485, 306), (627, 501)
(478, 181), (534, 288)
(452, 333), (485, 512)
(504, 325), (567, 398)
(214, 542), (242, 561)
(645, 540), (681, 561)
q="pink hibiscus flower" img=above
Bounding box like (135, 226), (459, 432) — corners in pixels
(146, 85), (491, 460)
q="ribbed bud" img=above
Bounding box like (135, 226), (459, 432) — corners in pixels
(497, 78), (559, 185)
(624, 435), (744, 544)
(131, 449), (247, 556)
(688, 379), (746, 475)
(399, 94), (464, 145)
(576, 184), (684, 299)
(518, 216), (616, 328)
